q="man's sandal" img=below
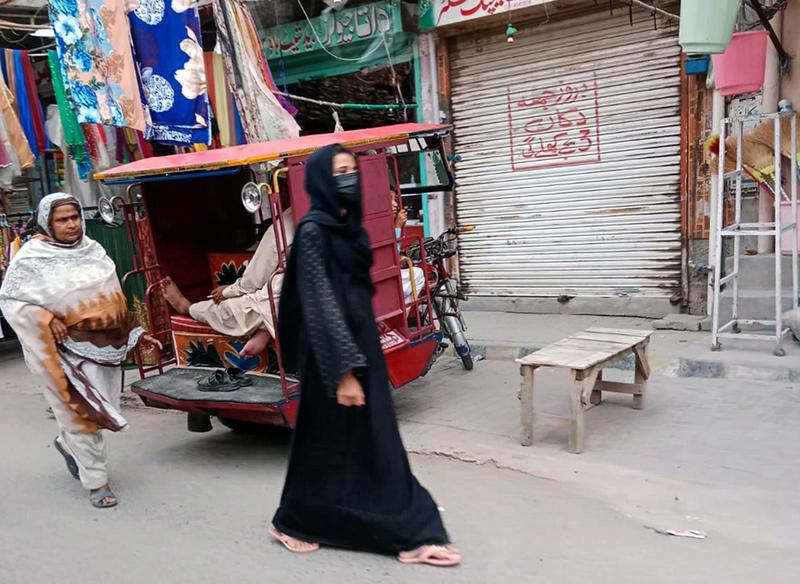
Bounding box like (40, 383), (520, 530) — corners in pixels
(197, 369), (242, 392)
(53, 437), (79, 480)
(89, 487), (118, 509)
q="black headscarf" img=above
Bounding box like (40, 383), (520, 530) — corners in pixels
(299, 144), (373, 279)
(278, 144), (374, 374)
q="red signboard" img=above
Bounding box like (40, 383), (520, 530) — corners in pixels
(507, 74), (602, 172)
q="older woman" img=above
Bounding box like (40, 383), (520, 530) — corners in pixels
(0, 193), (161, 508)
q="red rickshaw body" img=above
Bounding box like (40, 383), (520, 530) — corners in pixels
(96, 124), (447, 429)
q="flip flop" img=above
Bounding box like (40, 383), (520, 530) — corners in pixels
(197, 369), (241, 392)
(226, 367), (254, 387)
(53, 437), (79, 480)
(89, 487), (118, 509)
(269, 528), (320, 553)
(398, 545), (461, 567)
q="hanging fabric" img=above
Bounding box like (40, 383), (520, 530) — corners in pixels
(0, 50), (47, 158)
(19, 50), (48, 154)
(45, 105), (94, 207)
(0, 103), (22, 187)
(212, 0), (300, 144)
(47, 50), (92, 181)
(48, 0), (149, 131)
(0, 76), (34, 172)
(204, 51), (243, 147)
(127, 0), (211, 146)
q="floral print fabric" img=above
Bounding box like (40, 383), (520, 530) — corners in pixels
(127, 0), (211, 145)
(49, 0), (148, 131)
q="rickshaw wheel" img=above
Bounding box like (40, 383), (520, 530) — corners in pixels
(217, 417), (267, 434)
(461, 353), (474, 371)
(217, 417), (292, 437)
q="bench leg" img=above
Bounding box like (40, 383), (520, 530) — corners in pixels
(590, 370), (603, 405)
(633, 342), (650, 410)
(520, 365), (535, 446)
(569, 378), (585, 454)
(569, 369), (594, 454)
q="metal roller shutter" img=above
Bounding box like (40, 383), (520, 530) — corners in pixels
(449, 7), (682, 301)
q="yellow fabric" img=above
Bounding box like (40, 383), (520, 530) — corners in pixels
(0, 77), (34, 169)
(212, 53), (231, 147)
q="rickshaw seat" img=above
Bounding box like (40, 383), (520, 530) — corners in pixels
(170, 314), (218, 336)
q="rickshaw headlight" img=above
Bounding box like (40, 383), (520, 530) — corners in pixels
(98, 196), (123, 225)
(241, 182), (263, 213)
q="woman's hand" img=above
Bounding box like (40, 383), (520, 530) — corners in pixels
(49, 317), (68, 344)
(210, 286), (228, 304)
(137, 334), (163, 353)
(336, 372), (365, 407)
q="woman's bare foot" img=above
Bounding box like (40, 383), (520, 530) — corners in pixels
(270, 528), (319, 553)
(398, 545), (461, 567)
(161, 277), (192, 314)
(240, 329), (272, 358)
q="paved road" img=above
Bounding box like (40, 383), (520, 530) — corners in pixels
(1, 344), (798, 583)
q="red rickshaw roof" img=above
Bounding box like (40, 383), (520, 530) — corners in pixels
(95, 123), (449, 181)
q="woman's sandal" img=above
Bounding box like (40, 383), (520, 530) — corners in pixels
(53, 437), (79, 480)
(398, 545), (461, 567)
(269, 528), (320, 553)
(89, 487), (118, 509)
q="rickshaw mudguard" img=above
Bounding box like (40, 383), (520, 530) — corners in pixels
(384, 332), (443, 389)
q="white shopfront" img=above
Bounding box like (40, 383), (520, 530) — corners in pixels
(426, 1), (685, 315)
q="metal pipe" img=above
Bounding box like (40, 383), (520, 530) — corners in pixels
(792, 112), (799, 311)
(758, 9), (782, 253)
(732, 119), (744, 324)
(711, 119), (728, 350)
(774, 111), (783, 353)
(708, 90), (725, 316)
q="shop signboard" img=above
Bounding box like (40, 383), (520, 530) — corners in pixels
(420, 0), (557, 29)
(263, 0), (403, 60)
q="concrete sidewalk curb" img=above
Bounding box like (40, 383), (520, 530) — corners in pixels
(457, 340), (800, 382)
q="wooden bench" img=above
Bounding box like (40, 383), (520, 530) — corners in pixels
(516, 328), (653, 454)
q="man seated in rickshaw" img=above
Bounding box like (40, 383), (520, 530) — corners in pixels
(161, 200), (295, 358)
(393, 195), (426, 303)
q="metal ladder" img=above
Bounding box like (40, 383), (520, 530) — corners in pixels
(711, 109), (799, 356)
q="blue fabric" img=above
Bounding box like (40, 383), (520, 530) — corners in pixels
(234, 103), (245, 145)
(128, 1), (211, 146)
(12, 51), (38, 158)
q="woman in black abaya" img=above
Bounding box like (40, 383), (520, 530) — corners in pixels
(271, 145), (460, 567)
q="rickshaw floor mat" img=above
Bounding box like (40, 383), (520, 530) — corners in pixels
(131, 368), (291, 404)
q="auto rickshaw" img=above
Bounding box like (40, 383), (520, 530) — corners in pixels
(95, 123), (454, 432)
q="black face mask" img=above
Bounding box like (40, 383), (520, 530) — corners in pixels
(335, 172), (360, 206)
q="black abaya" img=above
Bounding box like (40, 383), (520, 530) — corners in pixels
(272, 146), (449, 554)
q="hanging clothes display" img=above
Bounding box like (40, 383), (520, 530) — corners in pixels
(0, 108), (21, 187)
(127, 0), (211, 146)
(116, 127), (153, 163)
(0, 76), (34, 173)
(0, 50), (47, 158)
(48, 0), (149, 131)
(203, 51), (242, 148)
(83, 124), (112, 170)
(212, 0), (300, 144)
(45, 104), (93, 207)
(47, 50), (92, 181)
(19, 51), (48, 154)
